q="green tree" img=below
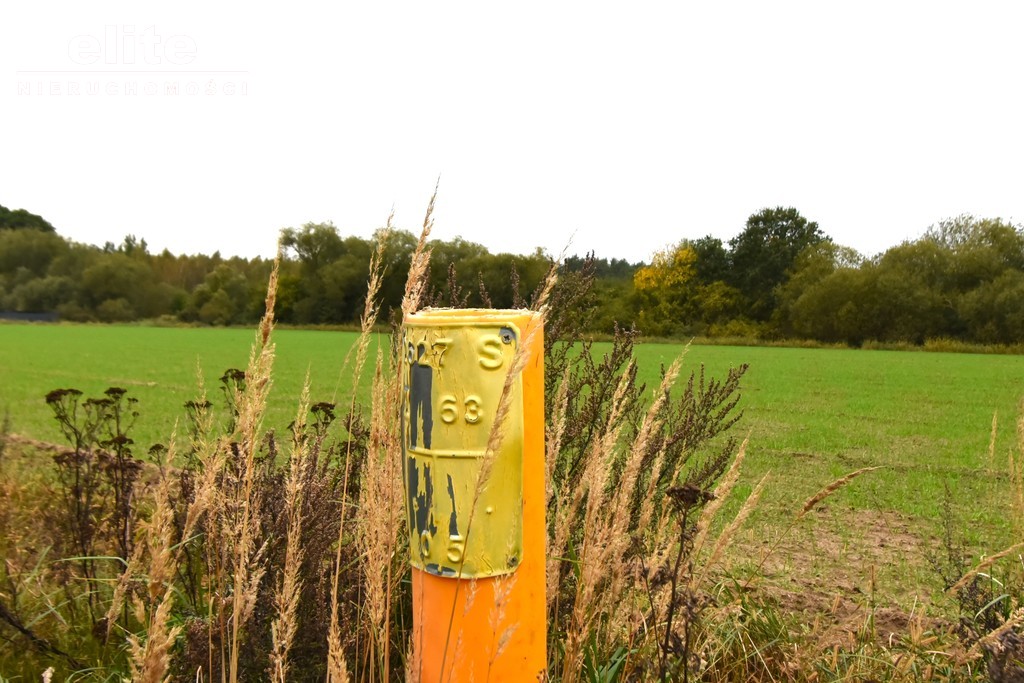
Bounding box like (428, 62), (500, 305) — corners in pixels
(280, 222), (346, 275)
(786, 267), (874, 344)
(0, 204), (55, 232)
(874, 240), (960, 337)
(183, 263), (253, 325)
(280, 223), (375, 323)
(789, 246), (950, 345)
(117, 234), (149, 257)
(472, 250), (550, 309)
(0, 229), (68, 280)
(376, 229), (417, 314)
(872, 265), (948, 342)
(563, 255), (637, 280)
(312, 240), (374, 322)
(563, 253), (640, 333)
(925, 215), (1024, 293)
(689, 236), (730, 284)
(79, 253), (170, 320)
(5, 275), (78, 312)
(589, 278), (638, 333)
(48, 242), (100, 282)
(427, 236), (491, 305)
(0, 229), (72, 312)
(774, 242), (864, 336)
(95, 297), (135, 322)
(728, 207), (829, 321)
(150, 249), (225, 292)
(958, 270), (1024, 344)
(686, 236), (746, 334)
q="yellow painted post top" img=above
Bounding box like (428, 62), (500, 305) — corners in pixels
(401, 308), (533, 578)
(402, 308), (547, 682)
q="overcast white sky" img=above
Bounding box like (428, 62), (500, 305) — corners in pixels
(2, 1), (1023, 264)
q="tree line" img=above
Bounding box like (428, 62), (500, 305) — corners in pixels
(631, 208), (1024, 346)
(2, 203), (1023, 345)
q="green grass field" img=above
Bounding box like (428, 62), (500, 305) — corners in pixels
(2, 322), (1022, 600)
(632, 342), (1024, 605)
(639, 344), (1021, 521)
(0, 323), (376, 450)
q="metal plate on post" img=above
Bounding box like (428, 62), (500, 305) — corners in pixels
(401, 314), (524, 578)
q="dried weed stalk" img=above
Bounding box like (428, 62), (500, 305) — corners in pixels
(127, 461), (182, 683)
(269, 376), (312, 683)
(328, 216), (397, 683)
(226, 257), (279, 682)
(355, 349), (405, 680)
(528, 254), (753, 681)
(435, 255), (558, 678)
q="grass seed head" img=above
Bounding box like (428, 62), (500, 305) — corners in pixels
(798, 466), (882, 518)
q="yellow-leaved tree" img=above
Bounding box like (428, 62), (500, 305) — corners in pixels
(633, 243), (698, 336)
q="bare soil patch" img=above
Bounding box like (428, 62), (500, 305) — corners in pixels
(734, 506), (949, 646)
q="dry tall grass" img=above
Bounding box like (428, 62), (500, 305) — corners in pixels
(354, 352), (404, 681)
(127, 458), (182, 683)
(227, 259), (279, 682)
(269, 378), (312, 683)
(326, 219), (393, 683)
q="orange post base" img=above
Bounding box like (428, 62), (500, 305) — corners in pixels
(411, 562), (546, 682)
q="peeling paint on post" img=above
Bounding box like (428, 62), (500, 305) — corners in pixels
(402, 308), (546, 682)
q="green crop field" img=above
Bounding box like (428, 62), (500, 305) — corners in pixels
(0, 323), (376, 449)
(2, 322), (1022, 601)
(635, 343), (1022, 521)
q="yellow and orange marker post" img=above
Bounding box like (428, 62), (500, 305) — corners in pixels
(401, 309), (546, 682)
